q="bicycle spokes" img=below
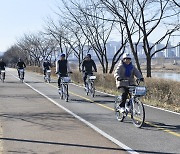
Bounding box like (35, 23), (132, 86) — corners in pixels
(132, 99), (145, 128)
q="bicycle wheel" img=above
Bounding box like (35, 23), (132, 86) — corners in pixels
(2, 73), (5, 82)
(59, 85), (63, 99)
(47, 74), (51, 83)
(64, 84), (69, 102)
(90, 82), (95, 97)
(131, 98), (145, 128)
(114, 96), (125, 122)
(86, 83), (89, 95)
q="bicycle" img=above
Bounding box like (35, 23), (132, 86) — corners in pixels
(44, 69), (51, 83)
(85, 74), (96, 97)
(18, 69), (25, 83)
(0, 70), (5, 82)
(58, 73), (71, 102)
(114, 79), (146, 128)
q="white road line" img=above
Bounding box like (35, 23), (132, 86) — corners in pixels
(10, 72), (139, 154)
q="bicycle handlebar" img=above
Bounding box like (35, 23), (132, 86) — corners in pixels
(117, 78), (144, 85)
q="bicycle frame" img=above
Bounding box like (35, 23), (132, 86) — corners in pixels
(58, 76), (71, 102)
(19, 69), (24, 82)
(45, 70), (51, 83)
(85, 75), (96, 97)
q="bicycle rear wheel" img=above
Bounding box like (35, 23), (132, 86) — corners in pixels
(131, 98), (145, 128)
(114, 96), (125, 122)
(64, 84), (69, 102)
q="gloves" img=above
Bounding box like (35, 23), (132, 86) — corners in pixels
(117, 77), (121, 81)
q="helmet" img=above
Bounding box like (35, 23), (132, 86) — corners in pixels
(86, 54), (91, 58)
(122, 53), (131, 59)
(61, 53), (65, 57)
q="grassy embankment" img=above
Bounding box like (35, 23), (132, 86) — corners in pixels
(27, 66), (180, 113)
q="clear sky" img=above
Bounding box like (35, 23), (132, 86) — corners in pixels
(0, 0), (179, 52)
(0, 0), (59, 52)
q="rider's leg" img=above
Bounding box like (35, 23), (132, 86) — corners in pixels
(83, 73), (87, 87)
(119, 87), (129, 108)
(58, 74), (61, 89)
(43, 69), (46, 76)
(18, 69), (20, 78)
(22, 71), (25, 79)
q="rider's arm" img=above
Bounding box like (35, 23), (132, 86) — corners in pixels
(133, 67), (143, 80)
(81, 61), (85, 72)
(23, 62), (26, 68)
(114, 61), (122, 80)
(67, 61), (72, 73)
(55, 60), (59, 73)
(92, 60), (97, 72)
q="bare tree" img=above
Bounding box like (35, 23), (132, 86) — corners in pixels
(120, 0), (180, 77)
(17, 33), (58, 66)
(59, 0), (116, 73)
(100, 0), (180, 77)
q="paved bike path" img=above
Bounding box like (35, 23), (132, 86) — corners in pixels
(25, 69), (180, 154)
(2, 68), (180, 154)
(0, 70), (126, 153)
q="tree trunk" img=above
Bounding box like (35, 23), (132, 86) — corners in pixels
(146, 55), (152, 77)
(109, 61), (116, 74)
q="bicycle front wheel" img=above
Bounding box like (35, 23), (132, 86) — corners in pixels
(59, 85), (63, 100)
(131, 98), (145, 128)
(90, 83), (95, 97)
(114, 96), (125, 122)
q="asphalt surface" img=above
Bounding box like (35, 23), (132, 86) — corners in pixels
(0, 68), (179, 154)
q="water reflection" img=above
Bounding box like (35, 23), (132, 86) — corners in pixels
(152, 72), (180, 82)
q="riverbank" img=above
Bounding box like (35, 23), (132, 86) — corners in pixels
(142, 63), (180, 74)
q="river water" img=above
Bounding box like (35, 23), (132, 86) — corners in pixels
(151, 72), (180, 82)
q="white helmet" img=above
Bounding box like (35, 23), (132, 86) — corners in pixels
(122, 53), (131, 59)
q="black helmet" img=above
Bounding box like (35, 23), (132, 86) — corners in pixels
(86, 54), (91, 58)
(61, 53), (65, 57)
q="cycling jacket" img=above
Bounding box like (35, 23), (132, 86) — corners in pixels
(0, 61), (6, 70)
(82, 59), (97, 73)
(17, 61), (26, 69)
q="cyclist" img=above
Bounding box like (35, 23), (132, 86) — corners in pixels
(55, 54), (72, 89)
(0, 58), (6, 79)
(114, 53), (144, 113)
(82, 54), (97, 88)
(16, 58), (26, 79)
(42, 58), (52, 79)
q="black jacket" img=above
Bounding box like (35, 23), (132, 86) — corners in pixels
(82, 59), (97, 73)
(0, 61), (6, 70)
(17, 61), (26, 69)
(43, 61), (51, 69)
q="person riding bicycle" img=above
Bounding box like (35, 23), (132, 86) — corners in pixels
(16, 58), (26, 79)
(82, 54), (97, 87)
(0, 58), (6, 79)
(114, 53), (144, 113)
(55, 54), (72, 89)
(42, 58), (52, 78)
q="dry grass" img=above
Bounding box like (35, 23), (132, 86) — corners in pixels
(26, 66), (180, 113)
